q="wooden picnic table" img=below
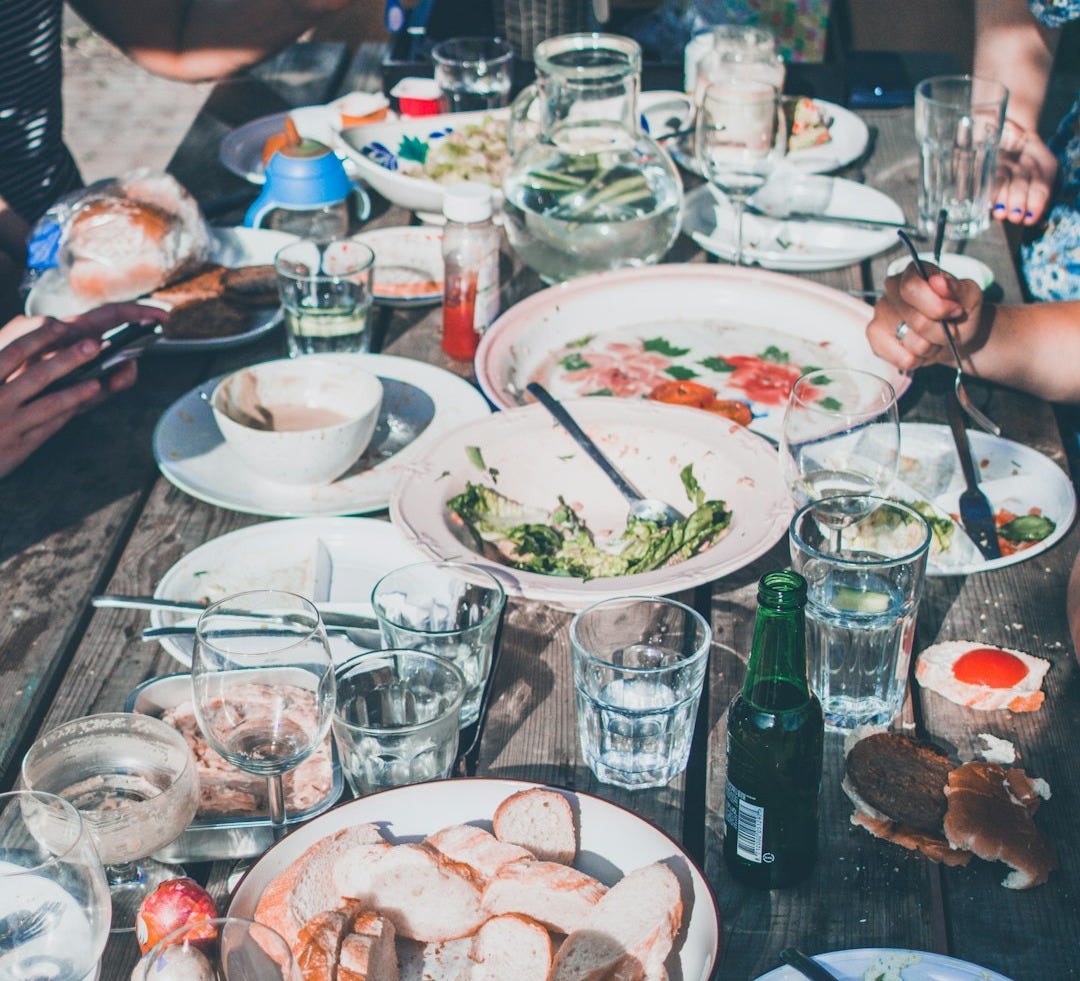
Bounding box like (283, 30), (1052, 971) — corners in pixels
(1, 40), (1077, 980)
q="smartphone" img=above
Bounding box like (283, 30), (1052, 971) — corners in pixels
(37, 320), (163, 398)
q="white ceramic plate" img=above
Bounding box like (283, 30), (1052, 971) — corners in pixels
(153, 354), (491, 517)
(390, 397), (793, 608)
(219, 105), (346, 185)
(228, 778), (721, 981)
(149, 517), (423, 666)
(669, 98), (869, 177)
(25, 226), (297, 352)
(682, 179), (904, 271)
(894, 423), (1076, 577)
(474, 263), (909, 446)
(351, 226), (444, 306)
(753, 947), (1015, 981)
(338, 91), (691, 217)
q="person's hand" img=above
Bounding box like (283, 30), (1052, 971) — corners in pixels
(0, 303), (163, 478)
(866, 265), (986, 373)
(992, 122), (1059, 226)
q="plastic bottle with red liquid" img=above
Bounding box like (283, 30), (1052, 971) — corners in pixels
(441, 182), (500, 361)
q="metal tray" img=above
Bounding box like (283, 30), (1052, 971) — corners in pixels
(126, 673), (344, 864)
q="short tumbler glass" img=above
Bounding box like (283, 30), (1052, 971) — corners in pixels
(371, 561), (505, 727)
(790, 496), (932, 730)
(431, 36), (513, 113)
(332, 649), (466, 795)
(570, 595), (711, 790)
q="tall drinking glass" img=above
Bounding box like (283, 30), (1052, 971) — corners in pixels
(0, 790), (110, 981)
(695, 79), (786, 266)
(779, 368), (900, 550)
(193, 590), (335, 838)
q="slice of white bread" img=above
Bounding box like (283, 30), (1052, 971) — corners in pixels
(482, 858), (607, 934)
(293, 907), (353, 981)
(424, 823), (533, 881)
(549, 861), (683, 981)
(337, 912), (399, 981)
(493, 788), (577, 865)
(255, 824), (390, 948)
(348, 843), (487, 942)
(461, 913), (553, 980)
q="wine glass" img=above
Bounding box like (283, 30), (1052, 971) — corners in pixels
(0, 790), (110, 981)
(137, 917), (301, 981)
(20, 712), (199, 934)
(779, 368), (900, 549)
(192, 590), (335, 839)
(695, 79), (787, 266)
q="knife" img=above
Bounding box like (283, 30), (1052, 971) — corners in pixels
(92, 594), (378, 631)
(744, 201), (923, 235)
(944, 391), (1002, 560)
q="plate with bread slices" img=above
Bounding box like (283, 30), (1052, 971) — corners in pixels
(229, 779), (721, 981)
(26, 225), (295, 353)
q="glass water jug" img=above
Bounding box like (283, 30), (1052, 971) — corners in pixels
(503, 33), (683, 283)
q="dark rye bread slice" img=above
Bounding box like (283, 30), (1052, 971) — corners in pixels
(222, 264), (279, 307)
(845, 731), (953, 834)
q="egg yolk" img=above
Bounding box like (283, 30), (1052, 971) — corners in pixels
(951, 648), (1029, 688)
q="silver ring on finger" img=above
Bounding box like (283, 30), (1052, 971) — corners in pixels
(895, 320), (910, 342)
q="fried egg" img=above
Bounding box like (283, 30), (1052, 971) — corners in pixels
(915, 641), (1049, 712)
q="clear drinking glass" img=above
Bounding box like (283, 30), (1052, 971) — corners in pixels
(20, 713), (199, 933)
(695, 79), (786, 266)
(371, 561), (505, 728)
(0, 790), (110, 981)
(790, 496), (932, 730)
(690, 25), (785, 99)
(137, 917), (301, 981)
(779, 368), (900, 550)
(431, 36), (513, 113)
(332, 648), (466, 795)
(570, 595), (711, 789)
(193, 590), (336, 839)
(274, 238), (375, 356)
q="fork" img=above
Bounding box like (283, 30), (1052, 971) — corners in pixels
(0, 901), (63, 951)
(896, 230), (1001, 436)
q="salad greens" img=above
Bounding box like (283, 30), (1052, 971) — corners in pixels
(447, 464), (732, 579)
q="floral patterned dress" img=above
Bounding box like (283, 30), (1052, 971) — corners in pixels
(1022, 0), (1080, 300)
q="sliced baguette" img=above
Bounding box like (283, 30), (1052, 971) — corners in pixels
(424, 823), (533, 881)
(550, 861), (683, 981)
(337, 911), (399, 981)
(461, 913), (553, 981)
(293, 907), (353, 981)
(482, 858), (606, 934)
(493, 787), (577, 865)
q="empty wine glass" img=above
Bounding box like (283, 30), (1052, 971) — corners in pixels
(192, 590), (335, 839)
(137, 917), (301, 981)
(779, 368), (900, 549)
(0, 790), (110, 981)
(20, 712), (199, 934)
(695, 79), (787, 266)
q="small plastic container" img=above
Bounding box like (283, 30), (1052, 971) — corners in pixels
(390, 77), (443, 117)
(886, 252), (995, 290)
(441, 182), (500, 361)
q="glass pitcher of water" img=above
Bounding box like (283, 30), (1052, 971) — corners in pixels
(503, 33), (683, 283)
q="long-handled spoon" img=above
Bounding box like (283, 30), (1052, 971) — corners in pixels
(779, 947), (844, 981)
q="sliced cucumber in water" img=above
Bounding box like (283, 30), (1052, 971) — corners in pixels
(833, 586), (891, 613)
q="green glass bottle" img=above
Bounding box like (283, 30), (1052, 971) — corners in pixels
(724, 569), (824, 888)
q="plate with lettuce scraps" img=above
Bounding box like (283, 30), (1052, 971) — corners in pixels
(389, 397), (792, 608)
(847, 423), (1076, 577)
(753, 948), (1016, 981)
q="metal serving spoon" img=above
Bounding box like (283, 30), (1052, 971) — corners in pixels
(525, 382), (686, 527)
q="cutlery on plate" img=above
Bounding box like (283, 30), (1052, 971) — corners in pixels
(896, 230), (1001, 437)
(140, 623), (379, 644)
(779, 947), (843, 981)
(92, 594), (378, 631)
(745, 200), (922, 234)
(0, 901), (62, 952)
(525, 382), (686, 527)
(945, 389), (1002, 561)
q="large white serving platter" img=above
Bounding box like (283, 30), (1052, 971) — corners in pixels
(474, 263), (909, 446)
(26, 227), (296, 352)
(228, 778), (721, 981)
(390, 397), (793, 608)
(752, 947), (1015, 981)
(150, 517), (423, 666)
(896, 422), (1076, 577)
(153, 354), (491, 517)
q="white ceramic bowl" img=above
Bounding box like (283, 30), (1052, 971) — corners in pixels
(211, 355), (383, 486)
(886, 251), (995, 290)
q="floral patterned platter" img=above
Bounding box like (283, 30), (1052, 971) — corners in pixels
(474, 264), (909, 445)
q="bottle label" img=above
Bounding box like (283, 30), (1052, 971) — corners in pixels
(725, 782), (766, 864)
(473, 255), (500, 331)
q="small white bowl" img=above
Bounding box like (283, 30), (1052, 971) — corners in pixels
(887, 252), (995, 290)
(211, 355), (383, 486)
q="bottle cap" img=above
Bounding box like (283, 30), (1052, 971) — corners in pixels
(443, 182), (494, 223)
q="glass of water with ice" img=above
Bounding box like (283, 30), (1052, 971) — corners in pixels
(570, 596), (711, 790)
